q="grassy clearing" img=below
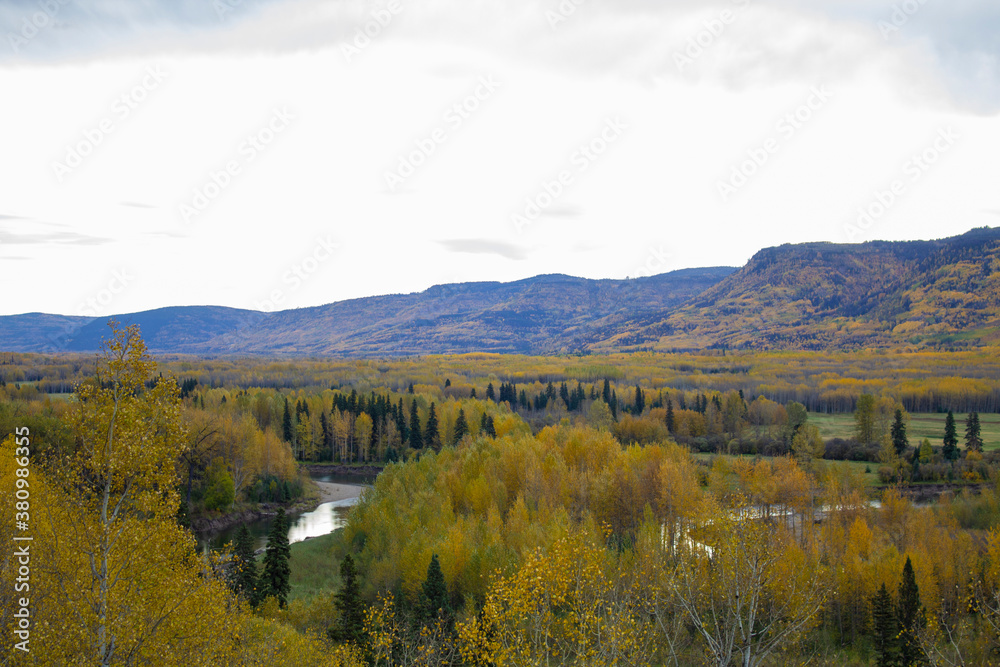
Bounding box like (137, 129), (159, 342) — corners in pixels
(288, 531), (342, 602)
(693, 452), (881, 488)
(811, 412), (1000, 450)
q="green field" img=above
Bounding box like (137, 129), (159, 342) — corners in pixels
(288, 531), (342, 602)
(810, 411), (1000, 450)
(693, 453), (881, 487)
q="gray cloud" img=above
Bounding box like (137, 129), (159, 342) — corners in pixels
(2, 0), (997, 111)
(0, 228), (110, 246)
(439, 239), (527, 260)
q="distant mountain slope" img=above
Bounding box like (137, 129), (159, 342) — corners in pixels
(4, 228), (998, 356)
(0, 307), (267, 355)
(0, 268), (735, 356)
(204, 268), (737, 356)
(70, 306), (270, 353)
(597, 227), (1000, 351)
(0, 313), (94, 354)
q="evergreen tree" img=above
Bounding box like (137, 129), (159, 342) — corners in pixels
(610, 390), (618, 420)
(943, 410), (959, 460)
(602, 379), (611, 404)
(425, 402), (440, 450)
(966, 412), (983, 452)
(559, 382), (570, 407)
(395, 398), (407, 442)
(871, 583), (899, 667)
(634, 385), (645, 415)
(666, 398), (675, 433)
(420, 554), (451, 624)
(444, 378), (451, 388)
(891, 409), (909, 456)
(259, 508), (291, 607)
(485, 415), (496, 438)
(407, 383), (414, 394)
(409, 400), (423, 449)
(319, 411), (330, 458)
(282, 398), (293, 443)
(229, 524), (258, 603)
(898, 556), (924, 666)
(470, 387), (477, 399)
(330, 554), (365, 646)
(453, 408), (468, 445)
(486, 382), (496, 401)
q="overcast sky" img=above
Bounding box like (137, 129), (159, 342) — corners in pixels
(1, 0), (998, 317)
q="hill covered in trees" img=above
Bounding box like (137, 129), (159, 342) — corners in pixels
(601, 226), (1000, 352)
(0, 269), (735, 356)
(3, 227), (999, 356)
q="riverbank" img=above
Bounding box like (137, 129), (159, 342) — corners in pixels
(315, 480), (367, 504)
(304, 463), (384, 477)
(191, 506), (268, 534)
(878, 482), (988, 503)
(191, 483), (362, 535)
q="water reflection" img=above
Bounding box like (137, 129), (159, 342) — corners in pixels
(288, 497), (358, 545)
(198, 494), (361, 553)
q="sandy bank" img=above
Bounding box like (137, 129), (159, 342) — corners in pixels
(315, 481), (366, 503)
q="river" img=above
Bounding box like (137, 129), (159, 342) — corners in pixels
(197, 471), (374, 552)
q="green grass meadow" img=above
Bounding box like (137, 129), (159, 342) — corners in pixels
(288, 531), (342, 602)
(810, 412), (1000, 450)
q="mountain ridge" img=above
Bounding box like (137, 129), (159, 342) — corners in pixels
(4, 227), (999, 356)
(3, 268), (735, 356)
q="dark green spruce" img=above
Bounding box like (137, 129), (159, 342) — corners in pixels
(453, 408), (468, 445)
(329, 554), (365, 646)
(259, 508), (291, 607)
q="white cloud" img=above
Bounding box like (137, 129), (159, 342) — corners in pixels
(0, 0), (997, 316)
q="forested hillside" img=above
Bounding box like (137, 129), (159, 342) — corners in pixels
(212, 269), (735, 356)
(603, 226), (1000, 352)
(3, 227), (999, 356)
(0, 269), (734, 356)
